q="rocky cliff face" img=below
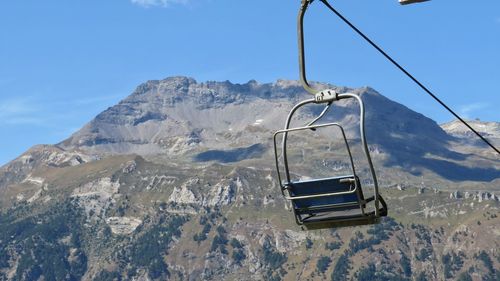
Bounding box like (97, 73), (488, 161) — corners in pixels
(0, 77), (498, 281)
(441, 119), (500, 139)
(59, 77), (452, 158)
(53, 76), (498, 181)
(441, 119), (500, 151)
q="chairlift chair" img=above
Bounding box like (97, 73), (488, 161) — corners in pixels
(273, 0), (388, 229)
(273, 91), (387, 230)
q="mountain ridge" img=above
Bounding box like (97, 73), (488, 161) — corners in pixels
(57, 76), (497, 181)
(2, 76), (499, 185)
(58, 77), (441, 151)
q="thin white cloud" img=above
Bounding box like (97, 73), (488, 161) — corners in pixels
(459, 102), (489, 119)
(131, 0), (189, 8)
(3, 117), (48, 126)
(0, 95), (120, 127)
(66, 95), (122, 106)
(0, 97), (42, 125)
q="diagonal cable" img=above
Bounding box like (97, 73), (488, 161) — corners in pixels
(318, 0), (499, 155)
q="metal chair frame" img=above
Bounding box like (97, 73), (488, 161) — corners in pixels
(273, 94), (387, 229)
(271, 1), (387, 229)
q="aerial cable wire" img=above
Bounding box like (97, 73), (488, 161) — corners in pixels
(316, 0), (500, 155)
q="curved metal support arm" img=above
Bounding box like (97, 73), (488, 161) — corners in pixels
(281, 98), (316, 182)
(298, 0), (324, 95)
(336, 93), (381, 215)
(305, 102), (332, 127)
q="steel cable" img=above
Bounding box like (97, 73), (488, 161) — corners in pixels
(318, 0), (500, 155)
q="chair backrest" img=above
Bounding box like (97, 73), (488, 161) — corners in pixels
(274, 122), (357, 190)
(288, 175), (363, 214)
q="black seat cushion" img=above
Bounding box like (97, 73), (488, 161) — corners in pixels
(286, 175), (363, 213)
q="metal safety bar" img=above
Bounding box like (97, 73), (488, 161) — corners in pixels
(283, 185), (357, 201)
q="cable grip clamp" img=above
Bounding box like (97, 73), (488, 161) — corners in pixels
(314, 89), (338, 103)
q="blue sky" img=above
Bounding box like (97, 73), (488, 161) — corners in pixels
(0, 0), (499, 165)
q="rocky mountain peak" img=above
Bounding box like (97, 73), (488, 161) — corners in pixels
(61, 78), (450, 157)
(131, 76), (197, 96)
(441, 119), (500, 140)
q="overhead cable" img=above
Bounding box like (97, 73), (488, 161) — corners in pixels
(318, 0), (500, 155)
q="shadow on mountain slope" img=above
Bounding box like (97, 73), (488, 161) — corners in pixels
(382, 149), (499, 182)
(367, 124), (499, 182)
(367, 120), (500, 181)
(349, 90), (499, 182)
(194, 144), (266, 163)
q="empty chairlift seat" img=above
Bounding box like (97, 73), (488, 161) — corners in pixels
(288, 175), (362, 213)
(273, 92), (387, 230)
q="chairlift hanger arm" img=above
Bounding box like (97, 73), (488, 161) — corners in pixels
(298, 0), (317, 95)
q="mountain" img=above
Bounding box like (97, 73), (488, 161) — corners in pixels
(0, 77), (498, 281)
(56, 76), (498, 181)
(441, 119), (500, 145)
